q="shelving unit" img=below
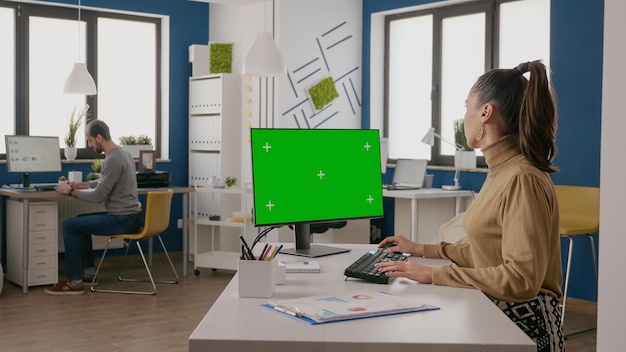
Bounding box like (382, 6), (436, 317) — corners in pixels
(192, 185), (253, 273)
(188, 74), (241, 188)
(188, 73), (245, 273)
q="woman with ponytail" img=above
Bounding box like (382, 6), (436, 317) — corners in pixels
(377, 61), (563, 352)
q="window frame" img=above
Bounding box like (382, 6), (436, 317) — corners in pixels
(2, 0), (162, 160)
(383, 0), (534, 168)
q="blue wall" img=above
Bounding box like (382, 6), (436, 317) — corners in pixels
(363, 0), (604, 302)
(0, 0), (208, 258)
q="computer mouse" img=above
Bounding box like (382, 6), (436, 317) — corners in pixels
(381, 242), (402, 254)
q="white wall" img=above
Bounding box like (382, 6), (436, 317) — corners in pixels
(598, 0), (626, 350)
(208, 0), (362, 183)
(278, 0), (363, 129)
(208, 1), (273, 72)
(209, 1), (269, 188)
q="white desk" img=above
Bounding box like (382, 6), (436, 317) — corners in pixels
(383, 188), (474, 243)
(189, 243), (535, 352)
(0, 186), (192, 294)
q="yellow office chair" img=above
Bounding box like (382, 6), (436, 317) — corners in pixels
(91, 189), (179, 295)
(555, 185), (600, 326)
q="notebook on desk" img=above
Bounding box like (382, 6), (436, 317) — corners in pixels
(386, 159), (427, 190)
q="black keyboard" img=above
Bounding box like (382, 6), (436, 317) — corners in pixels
(344, 248), (408, 284)
(34, 184), (57, 191)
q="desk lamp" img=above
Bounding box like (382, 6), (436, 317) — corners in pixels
(421, 127), (462, 190)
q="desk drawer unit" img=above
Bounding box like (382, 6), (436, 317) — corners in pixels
(7, 200), (58, 287)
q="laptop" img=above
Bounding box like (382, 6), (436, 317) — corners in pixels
(386, 159), (427, 190)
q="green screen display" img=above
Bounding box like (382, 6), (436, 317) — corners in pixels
(251, 128), (384, 226)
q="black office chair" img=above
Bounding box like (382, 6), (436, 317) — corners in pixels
(289, 221), (347, 234)
(310, 221), (347, 234)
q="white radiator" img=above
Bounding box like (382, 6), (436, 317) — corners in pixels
(56, 198), (124, 252)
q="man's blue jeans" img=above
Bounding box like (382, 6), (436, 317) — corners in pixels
(62, 212), (142, 281)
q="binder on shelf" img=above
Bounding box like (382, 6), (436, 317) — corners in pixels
(262, 290), (439, 325)
(281, 261), (321, 273)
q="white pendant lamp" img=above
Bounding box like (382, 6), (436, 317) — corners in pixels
(64, 63), (97, 95)
(242, 32), (287, 77)
(63, 0), (97, 95)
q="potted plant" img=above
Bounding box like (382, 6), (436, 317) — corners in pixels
(64, 104), (89, 161)
(224, 176), (237, 188)
(453, 119), (476, 169)
(87, 159), (103, 181)
(119, 134), (153, 158)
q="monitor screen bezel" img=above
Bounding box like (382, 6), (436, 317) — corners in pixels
(249, 128), (384, 258)
(250, 128), (385, 228)
(5, 135), (63, 175)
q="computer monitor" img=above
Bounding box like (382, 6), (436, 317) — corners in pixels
(250, 128), (384, 257)
(5, 135), (63, 188)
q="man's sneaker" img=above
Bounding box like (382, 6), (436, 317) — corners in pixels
(45, 280), (85, 296)
(82, 275), (99, 286)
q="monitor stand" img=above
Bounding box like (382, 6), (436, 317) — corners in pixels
(22, 172), (30, 188)
(279, 223), (351, 258)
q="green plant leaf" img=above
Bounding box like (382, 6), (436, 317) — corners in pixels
(454, 119), (473, 151)
(65, 104), (89, 147)
(91, 159), (103, 173)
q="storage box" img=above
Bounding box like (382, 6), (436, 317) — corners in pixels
(189, 44), (209, 77)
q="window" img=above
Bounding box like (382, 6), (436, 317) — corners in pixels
(29, 15), (87, 147)
(1, 1), (162, 158)
(97, 18), (158, 148)
(0, 6), (15, 154)
(385, 0), (550, 165)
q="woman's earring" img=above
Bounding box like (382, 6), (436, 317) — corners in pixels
(475, 124), (484, 142)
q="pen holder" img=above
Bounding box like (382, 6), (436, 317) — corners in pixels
(274, 261), (286, 285)
(238, 260), (276, 298)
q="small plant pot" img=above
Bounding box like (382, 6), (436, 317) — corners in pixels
(64, 147), (77, 161)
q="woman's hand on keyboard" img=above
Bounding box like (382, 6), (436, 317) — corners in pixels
(375, 260), (433, 284)
(378, 235), (424, 257)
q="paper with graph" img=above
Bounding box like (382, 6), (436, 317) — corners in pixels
(264, 291), (438, 324)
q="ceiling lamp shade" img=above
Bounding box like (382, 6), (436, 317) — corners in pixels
(63, 0), (97, 95)
(242, 32), (287, 76)
(63, 63), (97, 95)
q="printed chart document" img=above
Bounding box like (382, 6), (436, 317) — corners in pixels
(281, 261), (321, 273)
(263, 290), (439, 324)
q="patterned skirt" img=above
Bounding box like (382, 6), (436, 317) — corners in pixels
(488, 295), (565, 352)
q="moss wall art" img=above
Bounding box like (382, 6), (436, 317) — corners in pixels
(209, 43), (233, 73)
(308, 76), (339, 110)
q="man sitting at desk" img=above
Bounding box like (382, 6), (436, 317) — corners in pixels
(46, 120), (142, 295)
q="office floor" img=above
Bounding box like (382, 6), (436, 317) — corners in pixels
(0, 253), (597, 352)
